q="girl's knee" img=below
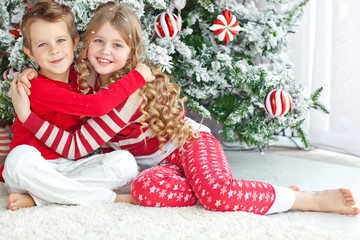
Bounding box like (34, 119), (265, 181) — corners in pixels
(131, 166), (197, 207)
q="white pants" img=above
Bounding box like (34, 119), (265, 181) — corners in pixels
(3, 145), (138, 206)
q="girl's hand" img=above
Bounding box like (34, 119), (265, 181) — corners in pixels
(16, 67), (39, 95)
(135, 63), (155, 82)
(10, 77), (31, 123)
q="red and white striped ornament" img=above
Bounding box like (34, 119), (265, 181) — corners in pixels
(173, 0), (186, 11)
(26, 0), (37, 7)
(9, 26), (20, 39)
(0, 127), (11, 160)
(154, 11), (182, 39)
(2, 67), (18, 81)
(264, 89), (292, 117)
(209, 9), (242, 45)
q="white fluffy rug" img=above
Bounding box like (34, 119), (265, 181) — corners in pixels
(0, 183), (354, 240)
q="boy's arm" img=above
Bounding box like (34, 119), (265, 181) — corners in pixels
(22, 95), (141, 159)
(15, 68), (38, 95)
(10, 78), (31, 123)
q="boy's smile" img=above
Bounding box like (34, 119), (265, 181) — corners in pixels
(24, 19), (78, 83)
(87, 22), (131, 83)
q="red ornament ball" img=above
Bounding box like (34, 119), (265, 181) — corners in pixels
(2, 68), (18, 81)
(154, 11), (182, 39)
(264, 89), (292, 117)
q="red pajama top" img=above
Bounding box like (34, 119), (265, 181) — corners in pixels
(0, 69), (145, 182)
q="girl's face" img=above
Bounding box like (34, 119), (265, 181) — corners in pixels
(87, 22), (131, 81)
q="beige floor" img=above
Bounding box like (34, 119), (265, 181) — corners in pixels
(225, 146), (360, 239)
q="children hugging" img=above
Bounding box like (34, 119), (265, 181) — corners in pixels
(3, 0), (153, 210)
(8, 0), (360, 216)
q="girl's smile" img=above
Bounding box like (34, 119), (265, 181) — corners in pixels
(87, 22), (131, 82)
(96, 57), (112, 64)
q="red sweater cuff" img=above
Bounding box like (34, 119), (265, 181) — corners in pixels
(131, 69), (146, 87)
(23, 112), (45, 135)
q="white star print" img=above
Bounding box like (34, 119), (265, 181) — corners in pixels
(201, 189), (206, 197)
(168, 192), (174, 199)
(150, 186), (156, 193)
(184, 194), (190, 201)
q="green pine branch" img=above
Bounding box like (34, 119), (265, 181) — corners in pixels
(310, 87), (329, 114)
(310, 86), (323, 102)
(295, 126), (309, 149)
(283, 0), (310, 28)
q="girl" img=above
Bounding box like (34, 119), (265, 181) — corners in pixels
(14, 2), (360, 215)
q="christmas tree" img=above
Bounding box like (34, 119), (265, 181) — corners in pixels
(0, 0), (327, 147)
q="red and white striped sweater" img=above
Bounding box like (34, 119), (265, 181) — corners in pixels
(23, 92), (209, 169)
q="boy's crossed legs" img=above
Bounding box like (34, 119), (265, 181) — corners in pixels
(4, 145), (138, 210)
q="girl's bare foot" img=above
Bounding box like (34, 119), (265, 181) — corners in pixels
(8, 193), (36, 211)
(289, 185), (300, 191)
(291, 188), (360, 215)
(115, 194), (138, 205)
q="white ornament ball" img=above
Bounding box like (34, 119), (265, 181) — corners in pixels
(154, 11), (182, 39)
(264, 89), (292, 117)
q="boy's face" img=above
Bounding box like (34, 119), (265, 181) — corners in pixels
(87, 22), (131, 81)
(23, 19), (79, 82)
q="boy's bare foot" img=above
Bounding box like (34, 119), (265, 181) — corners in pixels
(291, 188), (360, 215)
(115, 194), (138, 205)
(8, 193), (36, 211)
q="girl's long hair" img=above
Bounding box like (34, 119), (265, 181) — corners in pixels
(77, 2), (197, 149)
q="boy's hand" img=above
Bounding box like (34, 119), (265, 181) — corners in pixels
(16, 67), (39, 95)
(10, 77), (31, 123)
(135, 63), (155, 82)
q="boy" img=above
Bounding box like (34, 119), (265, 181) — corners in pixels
(2, 0), (152, 210)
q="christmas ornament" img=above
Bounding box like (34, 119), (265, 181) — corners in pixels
(173, 0), (186, 11)
(154, 11), (182, 39)
(26, 0), (37, 8)
(0, 127), (11, 160)
(264, 89), (292, 117)
(209, 9), (242, 45)
(9, 26), (20, 39)
(2, 68), (18, 81)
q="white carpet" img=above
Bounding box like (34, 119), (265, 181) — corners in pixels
(0, 183), (355, 240)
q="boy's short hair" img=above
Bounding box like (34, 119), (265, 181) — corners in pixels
(20, 0), (77, 50)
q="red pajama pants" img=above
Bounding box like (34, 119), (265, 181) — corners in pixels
(131, 132), (276, 215)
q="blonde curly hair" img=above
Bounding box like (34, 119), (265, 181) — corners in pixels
(76, 2), (197, 149)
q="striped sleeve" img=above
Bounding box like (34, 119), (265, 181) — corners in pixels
(23, 97), (141, 159)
